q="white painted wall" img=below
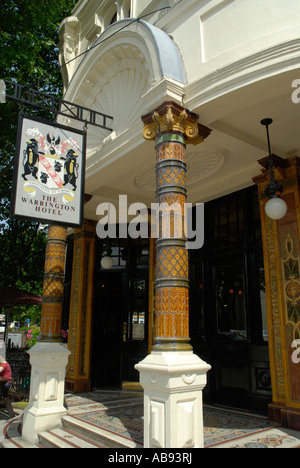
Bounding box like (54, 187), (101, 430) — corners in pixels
(158, 0), (300, 82)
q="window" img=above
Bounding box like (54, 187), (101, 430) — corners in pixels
(190, 186), (266, 344)
(97, 228), (149, 269)
(110, 12), (117, 25)
(127, 279), (146, 341)
(212, 194), (244, 250)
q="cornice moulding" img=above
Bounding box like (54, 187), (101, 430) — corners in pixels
(185, 38), (300, 110)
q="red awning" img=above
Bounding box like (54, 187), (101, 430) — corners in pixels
(0, 286), (42, 306)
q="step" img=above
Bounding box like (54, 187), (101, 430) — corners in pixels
(38, 427), (102, 448)
(1, 410), (144, 449)
(1, 418), (40, 449)
(1, 436), (40, 449)
(62, 415), (143, 449)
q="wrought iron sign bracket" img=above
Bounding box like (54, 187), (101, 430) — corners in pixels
(2, 80), (113, 132)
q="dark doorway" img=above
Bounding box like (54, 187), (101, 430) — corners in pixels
(91, 269), (149, 388)
(91, 271), (123, 388)
(122, 271), (149, 382)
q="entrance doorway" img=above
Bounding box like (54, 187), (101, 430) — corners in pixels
(122, 272), (149, 382)
(91, 271), (123, 388)
(91, 264), (149, 388)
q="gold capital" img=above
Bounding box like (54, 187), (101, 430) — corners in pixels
(142, 101), (211, 144)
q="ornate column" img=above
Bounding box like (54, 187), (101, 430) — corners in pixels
(143, 102), (211, 351)
(22, 224), (71, 443)
(40, 225), (68, 341)
(136, 102), (211, 448)
(254, 156), (300, 431)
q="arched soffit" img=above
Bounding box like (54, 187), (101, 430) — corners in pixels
(63, 20), (187, 150)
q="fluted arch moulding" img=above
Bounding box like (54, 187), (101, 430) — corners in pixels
(62, 19), (187, 156)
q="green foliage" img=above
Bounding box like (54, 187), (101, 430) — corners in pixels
(0, 0), (77, 86)
(0, 221), (47, 288)
(14, 305), (42, 327)
(0, 0), (76, 322)
(0, 0), (77, 201)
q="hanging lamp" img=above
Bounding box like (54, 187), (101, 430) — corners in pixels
(260, 118), (287, 220)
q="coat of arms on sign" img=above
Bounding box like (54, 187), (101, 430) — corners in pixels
(22, 126), (80, 203)
(11, 113), (86, 228)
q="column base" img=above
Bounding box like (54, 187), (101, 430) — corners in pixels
(21, 342), (71, 444)
(21, 406), (68, 444)
(269, 402), (300, 431)
(65, 378), (91, 393)
(135, 351), (211, 448)
(39, 335), (63, 343)
(153, 338), (193, 352)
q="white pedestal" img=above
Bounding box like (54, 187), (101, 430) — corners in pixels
(135, 351), (211, 449)
(21, 342), (71, 444)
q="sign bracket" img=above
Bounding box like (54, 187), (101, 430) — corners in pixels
(1, 80), (113, 132)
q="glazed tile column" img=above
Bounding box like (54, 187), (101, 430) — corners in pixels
(136, 102), (211, 449)
(153, 128), (190, 352)
(22, 224), (71, 444)
(40, 224), (68, 341)
(143, 102), (211, 352)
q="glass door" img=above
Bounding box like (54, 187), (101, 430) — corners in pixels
(215, 257), (247, 342)
(122, 273), (148, 382)
(91, 272), (123, 388)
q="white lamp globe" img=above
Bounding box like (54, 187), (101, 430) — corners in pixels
(101, 256), (114, 269)
(265, 196), (287, 220)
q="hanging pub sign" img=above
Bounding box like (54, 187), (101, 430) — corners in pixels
(10, 113), (86, 228)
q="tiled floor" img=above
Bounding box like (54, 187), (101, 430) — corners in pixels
(1, 390), (300, 448)
(64, 390), (300, 448)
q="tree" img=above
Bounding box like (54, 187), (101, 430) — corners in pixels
(0, 0), (77, 86)
(0, 0), (76, 305)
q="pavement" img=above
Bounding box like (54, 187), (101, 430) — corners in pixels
(0, 407), (22, 447)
